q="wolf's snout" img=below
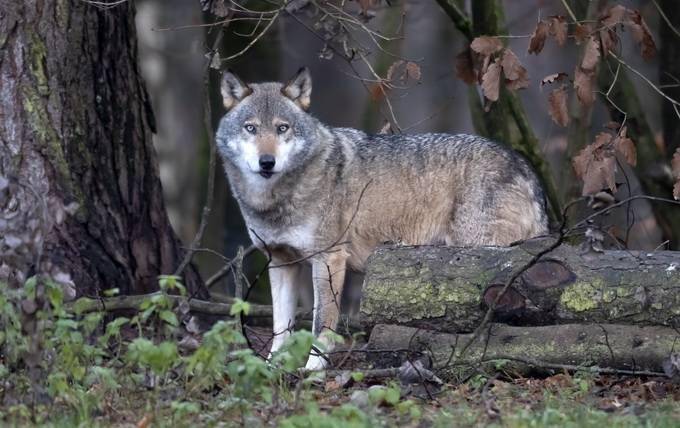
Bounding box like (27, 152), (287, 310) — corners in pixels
(259, 154), (276, 172)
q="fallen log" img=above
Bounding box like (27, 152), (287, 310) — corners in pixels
(360, 239), (680, 332)
(367, 323), (676, 380)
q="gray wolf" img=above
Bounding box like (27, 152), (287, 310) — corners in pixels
(215, 68), (549, 370)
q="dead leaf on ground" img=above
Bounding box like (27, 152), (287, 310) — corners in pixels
(581, 36), (601, 71)
(548, 85), (569, 127)
(549, 15), (568, 46)
(501, 49), (529, 90)
(541, 72), (568, 86)
(455, 48), (477, 84)
(574, 66), (596, 106)
(471, 36), (504, 56)
(528, 20), (550, 54)
(481, 60), (502, 102)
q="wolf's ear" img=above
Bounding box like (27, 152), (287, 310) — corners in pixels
(282, 67), (312, 110)
(221, 70), (252, 110)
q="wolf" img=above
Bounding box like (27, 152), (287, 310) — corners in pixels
(215, 68), (549, 370)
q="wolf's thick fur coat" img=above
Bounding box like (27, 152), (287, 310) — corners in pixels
(216, 68), (549, 369)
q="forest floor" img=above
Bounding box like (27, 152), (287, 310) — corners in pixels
(4, 282), (680, 427)
(22, 370), (680, 427)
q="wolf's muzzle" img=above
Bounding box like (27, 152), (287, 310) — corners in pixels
(258, 154), (276, 178)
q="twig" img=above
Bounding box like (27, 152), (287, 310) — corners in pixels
(205, 245), (258, 288)
(653, 0), (680, 40)
(559, 0), (579, 24)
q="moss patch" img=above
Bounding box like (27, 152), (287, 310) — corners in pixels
(560, 280), (602, 313)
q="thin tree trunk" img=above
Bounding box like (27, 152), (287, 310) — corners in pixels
(0, 1), (202, 296)
(659, 0), (680, 159)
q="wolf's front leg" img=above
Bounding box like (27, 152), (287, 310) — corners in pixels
(268, 260), (301, 358)
(306, 253), (348, 370)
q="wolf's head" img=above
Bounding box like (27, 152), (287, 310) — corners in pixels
(216, 68), (320, 183)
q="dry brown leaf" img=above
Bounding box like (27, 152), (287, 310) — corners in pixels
(501, 49), (530, 90)
(613, 127), (637, 166)
(405, 61), (422, 81)
(581, 36), (601, 71)
(481, 60), (502, 102)
(672, 148), (680, 199)
(574, 66), (596, 106)
(601, 4), (628, 27)
(541, 72), (568, 86)
(369, 81), (388, 102)
(471, 36), (504, 56)
(359, 0), (381, 15)
(386, 60), (404, 81)
(455, 48), (477, 84)
(574, 24), (593, 45)
(528, 21), (550, 54)
(549, 15), (568, 46)
(574, 24), (591, 45)
(548, 86), (569, 127)
(628, 10), (657, 60)
(573, 132), (618, 195)
(599, 28), (619, 56)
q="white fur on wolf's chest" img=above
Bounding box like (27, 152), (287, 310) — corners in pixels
(247, 220), (318, 253)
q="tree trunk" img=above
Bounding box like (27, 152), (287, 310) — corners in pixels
(360, 241), (680, 332)
(0, 1), (202, 296)
(367, 323), (678, 381)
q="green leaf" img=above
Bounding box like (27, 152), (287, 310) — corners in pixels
(159, 310), (179, 327)
(103, 288), (120, 297)
(384, 387), (401, 406)
(230, 298), (251, 316)
(351, 371), (365, 382)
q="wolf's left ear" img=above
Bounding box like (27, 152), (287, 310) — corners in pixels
(221, 70), (252, 110)
(282, 67), (312, 110)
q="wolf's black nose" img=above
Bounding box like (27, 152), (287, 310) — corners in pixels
(259, 154), (276, 171)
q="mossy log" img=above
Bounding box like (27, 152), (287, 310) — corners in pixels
(360, 239), (680, 332)
(367, 323), (676, 380)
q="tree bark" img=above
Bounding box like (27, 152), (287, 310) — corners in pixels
(0, 1), (202, 296)
(367, 323), (676, 380)
(360, 241), (680, 332)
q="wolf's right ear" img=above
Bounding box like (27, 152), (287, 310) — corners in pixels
(221, 70), (252, 110)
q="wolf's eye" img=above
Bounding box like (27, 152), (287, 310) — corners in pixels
(277, 124), (289, 134)
(244, 124), (256, 134)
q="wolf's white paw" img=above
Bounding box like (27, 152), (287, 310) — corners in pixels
(304, 353), (328, 371)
